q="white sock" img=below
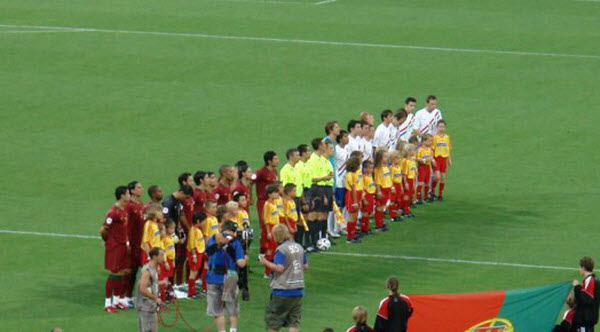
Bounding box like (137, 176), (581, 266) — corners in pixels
(112, 295), (119, 305)
(230, 329), (237, 332)
(119, 297), (128, 305)
(105, 298), (112, 307)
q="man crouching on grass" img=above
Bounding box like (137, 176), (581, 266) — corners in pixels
(136, 247), (168, 332)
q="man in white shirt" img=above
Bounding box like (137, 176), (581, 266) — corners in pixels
(396, 97), (419, 143)
(362, 122), (375, 162)
(388, 110), (407, 151)
(330, 131), (350, 238)
(372, 110), (393, 149)
(346, 119), (363, 156)
(413, 95), (443, 136)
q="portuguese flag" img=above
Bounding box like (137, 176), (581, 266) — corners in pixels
(407, 282), (571, 331)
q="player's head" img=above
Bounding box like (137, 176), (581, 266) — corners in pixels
(360, 120), (369, 136)
(205, 199), (217, 216)
(408, 135), (419, 144)
(297, 144), (311, 161)
(286, 148), (300, 164)
(266, 183), (280, 199)
(579, 256), (594, 274)
(374, 149), (387, 168)
(386, 276), (400, 296)
(422, 134), (433, 146)
(115, 185), (130, 202)
(566, 294), (575, 309)
(390, 151), (401, 164)
(192, 211), (207, 226)
(324, 141), (334, 158)
(272, 223), (292, 244)
(311, 137), (325, 152)
(395, 141), (406, 154)
(362, 160), (374, 175)
(336, 130), (349, 145)
(350, 150), (363, 162)
(437, 119), (447, 134)
(159, 222), (166, 237)
(193, 171), (206, 186)
(149, 246), (165, 264)
(216, 205), (229, 223)
(346, 156), (361, 173)
(127, 181), (144, 198)
(347, 120), (361, 135)
(147, 185), (163, 202)
(380, 109), (393, 123)
(166, 220), (175, 234)
(352, 306), (368, 324)
(359, 111), (374, 125)
(367, 124), (375, 139)
(205, 171), (217, 188)
(145, 205), (162, 222)
(263, 150), (279, 167)
(426, 95), (437, 109)
(177, 185), (193, 198)
(233, 191), (248, 208)
(324, 121), (340, 137)
(393, 111), (407, 127)
(322, 328), (334, 332)
(235, 160), (248, 169)
(404, 143), (416, 157)
(221, 165), (236, 181)
(405, 96), (417, 112)
(178, 172), (193, 188)
(225, 201), (239, 215)
(283, 183), (296, 198)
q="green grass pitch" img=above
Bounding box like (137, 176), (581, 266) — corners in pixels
(1, 0), (600, 330)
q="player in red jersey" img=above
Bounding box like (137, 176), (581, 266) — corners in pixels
(255, 151), (279, 253)
(177, 173), (196, 291)
(214, 165), (237, 206)
(143, 185), (163, 216)
(192, 171), (207, 214)
(124, 181), (144, 309)
(233, 163), (255, 212)
(100, 185), (131, 313)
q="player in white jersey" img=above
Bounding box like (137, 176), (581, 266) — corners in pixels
(413, 95), (443, 136)
(372, 110), (393, 149)
(330, 130), (350, 238)
(360, 121), (374, 162)
(388, 110), (407, 151)
(347, 119), (363, 156)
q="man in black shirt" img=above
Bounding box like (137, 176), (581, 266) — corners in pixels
(572, 256), (600, 331)
(374, 277), (413, 332)
(162, 185), (193, 290)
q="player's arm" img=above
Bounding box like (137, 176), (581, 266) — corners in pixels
(139, 270), (161, 304)
(351, 181), (358, 209)
(179, 214), (190, 232)
(100, 225), (109, 241)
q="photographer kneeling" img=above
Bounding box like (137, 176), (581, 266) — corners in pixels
(260, 224), (308, 332)
(205, 221), (247, 332)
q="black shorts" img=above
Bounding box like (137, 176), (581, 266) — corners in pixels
(308, 185), (333, 213)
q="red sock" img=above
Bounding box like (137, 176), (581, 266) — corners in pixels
(347, 221), (356, 240)
(389, 203), (397, 218)
(374, 210), (384, 227)
(361, 215), (370, 232)
(431, 179), (438, 193)
(416, 185), (423, 199)
(424, 185), (429, 199)
(188, 277), (196, 296)
(402, 198), (410, 214)
(439, 183), (445, 197)
(105, 277), (113, 298)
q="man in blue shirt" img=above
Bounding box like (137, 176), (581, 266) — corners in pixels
(260, 224), (308, 332)
(205, 221), (247, 332)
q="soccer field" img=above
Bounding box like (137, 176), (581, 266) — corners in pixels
(2, 0), (600, 330)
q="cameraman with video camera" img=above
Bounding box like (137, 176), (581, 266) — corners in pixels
(205, 220), (247, 332)
(228, 196), (254, 301)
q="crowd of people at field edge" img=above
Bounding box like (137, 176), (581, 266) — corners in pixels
(100, 95), (456, 332)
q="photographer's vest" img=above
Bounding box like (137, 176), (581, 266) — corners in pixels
(135, 264), (159, 312)
(270, 241), (305, 290)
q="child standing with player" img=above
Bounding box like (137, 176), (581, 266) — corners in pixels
(416, 134), (435, 204)
(432, 120), (452, 201)
(373, 149), (391, 231)
(389, 152), (403, 222)
(360, 160), (376, 234)
(344, 156), (363, 243)
(186, 212), (206, 299)
(263, 184), (281, 277)
(401, 144), (418, 218)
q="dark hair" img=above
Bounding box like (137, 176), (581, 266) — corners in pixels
(350, 150), (362, 159)
(266, 183), (280, 195)
(149, 247), (163, 259)
(437, 119), (447, 126)
(205, 171), (215, 178)
(323, 329), (334, 332)
(193, 171), (206, 186)
(127, 181), (139, 195)
(147, 185), (160, 199)
(263, 151), (277, 165)
(297, 144), (310, 155)
(235, 160), (248, 169)
(286, 148), (298, 160)
(237, 164), (249, 180)
(362, 160), (373, 170)
(347, 119), (359, 132)
(179, 185), (193, 196)
(311, 137), (323, 150)
(336, 130), (348, 144)
(360, 120), (369, 127)
(232, 192), (246, 202)
(283, 183), (296, 195)
(580, 257), (594, 272)
(178, 172), (192, 187)
(380, 109), (393, 121)
(373, 149), (386, 169)
(426, 95), (437, 103)
(386, 276), (400, 296)
(115, 186), (128, 200)
(394, 111), (407, 121)
(408, 136), (419, 144)
(216, 206), (228, 222)
(405, 96), (416, 104)
(324, 121), (338, 135)
(192, 211), (207, 224)
(221, 220), (238, 232)
(346, 156), (361, 173)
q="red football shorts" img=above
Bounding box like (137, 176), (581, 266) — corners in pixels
(361, 193), (375, 213)
(176, 237), (188, 258)
(418, 165), (432, 182)
(405, 179), (415, 200)
(345, 190), (363, 213)
(159, 259), (175, 279)
(105, 243), (130, 272)
(434, 157), (448, 173)
(376, 187), (391, 207)
(186, 250), (203, 271)
(265, 224), (277, 253)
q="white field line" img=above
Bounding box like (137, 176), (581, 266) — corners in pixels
(574, 0), (600, 2)
(0, 23), (598, 60)
(217, 0), (318, 5)
(315, 0), (337, 4)
(0, 228), (576, 271)
(0, 30), (85, 34)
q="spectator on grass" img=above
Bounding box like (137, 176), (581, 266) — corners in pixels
(373, 277), (413, 332)
(260, 224), (308, 332)
(572, 256), (600, 331)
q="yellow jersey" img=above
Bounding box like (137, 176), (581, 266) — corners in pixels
(202, 216), (220, 238)
(187, 226), (205, 253)
(163, 235), (176, 260)
(416, 146), (434, 165)
(263, 200), (280, 225)
(233, 209), (250, 229)
(362, 174), (377, 194)
(390, 165), (403, 184)
(401, 158), (418, 179)
(283, 199), (298, 223)
(345, 171), (362, 191)
(374, 166), (392, 188)
(275, 197), (285, 219)
(141, 220), (162, 251)
(433, 134), (451, 157)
